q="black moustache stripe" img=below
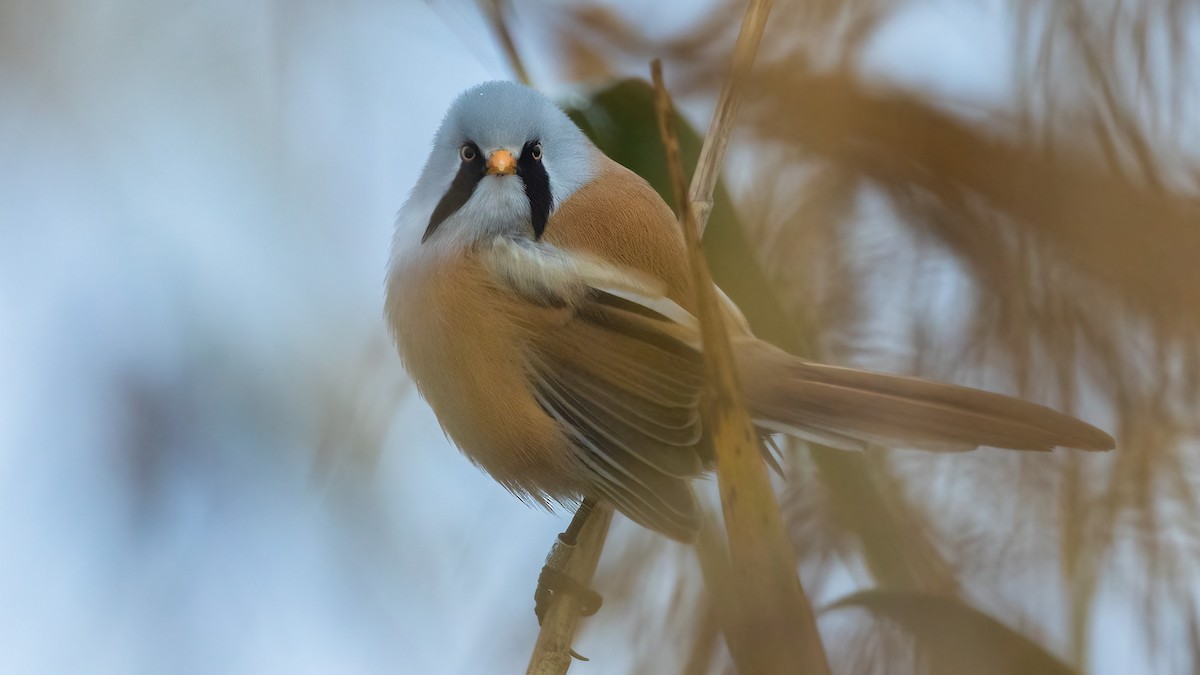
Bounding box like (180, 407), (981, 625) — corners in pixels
(422, 142), (485, 243)
(421, 140), (554, 243)
(519, 140), (552, 240)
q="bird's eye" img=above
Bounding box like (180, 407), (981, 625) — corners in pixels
(459, 144), (476, 162)
(530, 143), (542, 161)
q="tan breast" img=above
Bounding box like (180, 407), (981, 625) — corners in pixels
(386, 248), (579, 500)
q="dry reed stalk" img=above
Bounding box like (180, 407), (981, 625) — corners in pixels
(479, 0), (532, 86)
(652, 31), (830, 674)
(526, 504), (614, 675)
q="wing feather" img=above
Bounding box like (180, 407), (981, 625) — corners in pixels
(483, 235), (707, 540)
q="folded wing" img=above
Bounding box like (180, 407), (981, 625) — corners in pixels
(485, 236), (708, 541)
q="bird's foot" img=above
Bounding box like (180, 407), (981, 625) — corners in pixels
(532, 499), (603, 661)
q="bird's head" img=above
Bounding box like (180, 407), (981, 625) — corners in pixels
(411, 81), (597, 246)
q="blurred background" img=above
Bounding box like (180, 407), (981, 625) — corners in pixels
(2, 0), (1199, 673)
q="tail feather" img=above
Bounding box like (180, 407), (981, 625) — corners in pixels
(737, 340), (1115, 453)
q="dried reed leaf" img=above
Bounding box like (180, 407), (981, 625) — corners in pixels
(827, 589), (1078, 675)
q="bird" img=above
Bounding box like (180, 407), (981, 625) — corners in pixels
(385, 80), (1115, 543)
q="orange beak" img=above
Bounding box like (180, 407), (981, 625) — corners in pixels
(486, 149), (516, 176)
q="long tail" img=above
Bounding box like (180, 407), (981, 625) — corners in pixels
(736, 339), (1115, 453)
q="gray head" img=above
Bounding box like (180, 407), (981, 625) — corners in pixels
(410, 81), (597, 246)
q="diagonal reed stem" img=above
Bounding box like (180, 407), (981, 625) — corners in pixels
(652, 0), (831, 669)
(686, 0), (772, 238)
(653, 40), (830, 675)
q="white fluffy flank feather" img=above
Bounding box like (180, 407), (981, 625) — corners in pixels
(482, 235), (697, 330)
